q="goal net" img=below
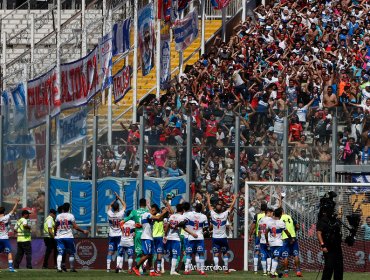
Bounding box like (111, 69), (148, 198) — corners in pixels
(243, 181), (370, 272)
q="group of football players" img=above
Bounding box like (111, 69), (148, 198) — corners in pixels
(106, 192), (238, 276)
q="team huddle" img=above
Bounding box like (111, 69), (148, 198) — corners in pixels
(106, 192), (237, 276)
(249, 203), (302, 278)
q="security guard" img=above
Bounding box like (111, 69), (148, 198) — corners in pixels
(42, 209), (57, 269)
(281, 210), (302, 277)
(14, 210), (32, 269)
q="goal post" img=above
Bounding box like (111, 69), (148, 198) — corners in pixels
(243, 181), (370, 272)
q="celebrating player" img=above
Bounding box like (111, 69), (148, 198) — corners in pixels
(266, 208), (292, 278)
(55, 203), (89, 272)
(125, 198), (148, 274)
(249, 202), (268, 274)
(258, 208), (274, 276)
(116, 210), (136, 273)
(184, 203), (208, 275)
(182, 202), (192, 272)
(281, 209), (302, 277)
(206, 193), (237, 273)
(0, 198), (20, 272)
(164, 204), (198, 275)
(107, 192), (126, 272)
(132, 204), (168, 276)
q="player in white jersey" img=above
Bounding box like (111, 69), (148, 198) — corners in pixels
(258, 208), (274, 275)
(266, 208), (292, 278)
(106, 192), (126, 272)
(115, 210), (136, 273)
(206, 193), (237, 273)
(132, 204), (168, 277)
(0, 198), (20, 272)
(184, 203), (208, 275)
(164, 204), (197, 275)
(55, 203), (89, 272)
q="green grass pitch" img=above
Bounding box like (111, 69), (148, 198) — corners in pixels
(1, 270), (368, 279)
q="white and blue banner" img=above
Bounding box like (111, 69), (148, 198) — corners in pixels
(352, 175), (370, 193)
(49, 176), (187, 225)
(112, 18), (131, 56)
(1, 83), (35, 162)
(173, 9), (198, 52)
(138, 3), (155, 76)
(99, 32), (113, 91)
(59, 109), (87, 146)
(160, 33), (171, 90)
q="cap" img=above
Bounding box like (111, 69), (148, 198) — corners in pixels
(22, 209), (31, 215)
(165, 106), (171, 110)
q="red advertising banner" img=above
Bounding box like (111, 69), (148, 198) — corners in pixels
(0, 239), (369, 271)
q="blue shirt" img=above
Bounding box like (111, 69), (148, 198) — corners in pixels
(362, 223), (370, 240)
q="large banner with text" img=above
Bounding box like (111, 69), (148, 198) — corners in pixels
(49, 176), (186, 235)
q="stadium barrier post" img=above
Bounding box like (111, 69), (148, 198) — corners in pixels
(30, 13), (34, 78)
(185, 116), (192, 202)
(233, 116), (240, 237)
(91, 115), (98, 237)
(2, 29), (6, 89)
(138, 116), (145, 205)
(81, 0), (87, 162)
(0, 114), (3, 205)
(179, 10), (184, 75)
(107, 6), (113, 146)
(156, 0), (161, 98)
(132, 0), (138, 123)
(201, 0), (205, 55)
(22, 64), (28, 207)
(242, 0), (246, 22)
(331, 116), (337, 182)
(45, 116), (51, 216)
(125, 0), (130, 66)
(55, 0), (61, 178)
(222, 7), (226, 42)
(244, 181), (249, 271)
(283, 117), (288, 181)
(2, 0), (5, 10)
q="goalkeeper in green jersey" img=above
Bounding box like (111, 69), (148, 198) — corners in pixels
(124, 198), (148, 268)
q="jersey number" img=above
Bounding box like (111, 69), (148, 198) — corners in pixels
(112, 219), (120, 228)
(271, 227), (277, 237)
(0, 222), (5, 231)
(122, 227), (131, 237)
(59, 219), (70, 230)
(193, 221), (199, 230)
(216, 219), (222, 229)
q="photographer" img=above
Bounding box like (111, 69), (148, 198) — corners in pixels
(316, 193), (343, 280)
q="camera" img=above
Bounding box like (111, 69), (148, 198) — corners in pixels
(319, 191), (360, 246)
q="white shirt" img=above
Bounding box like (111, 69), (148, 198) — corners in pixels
(258, 216), (273, 244)
(274, 115), (284, 134)
(297, 105), (309, 122)
(267, 219), (286, 247)
(141, 213), (154, 240)
(167, 213), (185, 241)
(210, 210), (229, 239)
(120, 220), (136, 247)
(182, 211), (193, 238)
(0, 214), (11, 239)
(108, 209), (125, 237)
(55, 213), (75, 239)
(186, 211), (208, 241)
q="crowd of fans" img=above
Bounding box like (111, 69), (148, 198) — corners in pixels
(62, 0), (370, 235)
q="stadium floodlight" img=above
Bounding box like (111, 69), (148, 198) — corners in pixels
(243, 181), (370, 271)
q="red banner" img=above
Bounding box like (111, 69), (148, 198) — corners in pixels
(27, 67), (60, 129)
(1, 239), (369, 271)
(60, 48), (99, 110)
(113, 66), (131, 103)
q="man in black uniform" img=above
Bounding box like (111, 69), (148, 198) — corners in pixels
(316, 192), (343, 280)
